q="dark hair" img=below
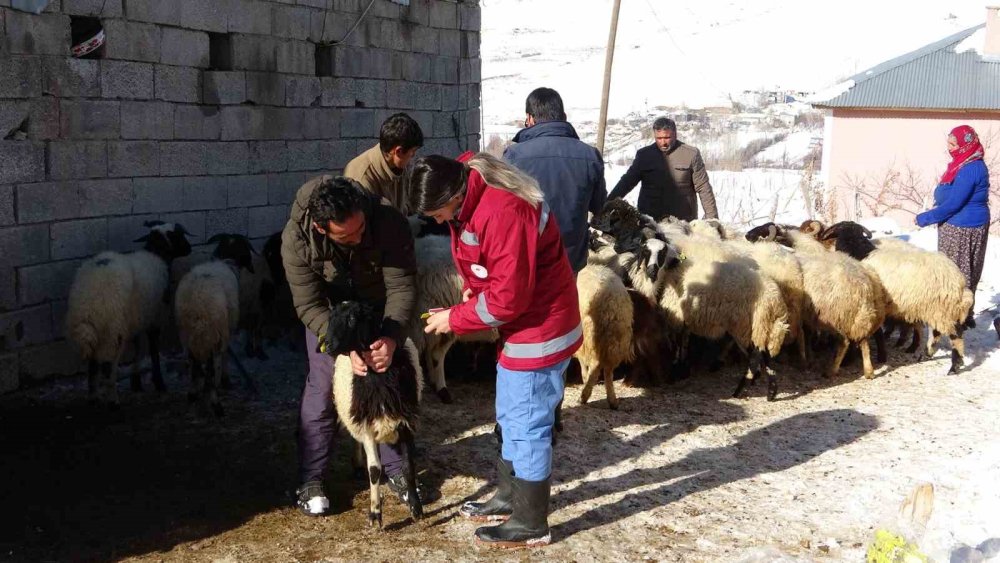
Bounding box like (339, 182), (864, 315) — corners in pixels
(379, 112), (424, 154)
(308, 177), (368, 224)
(525, 87), (566, 122)
(405, 155), (468, 215)
(652, 117), (676, 133)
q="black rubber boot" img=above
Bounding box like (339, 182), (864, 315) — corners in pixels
(460, 456), (514, 522)
(474, 477), (551, 549)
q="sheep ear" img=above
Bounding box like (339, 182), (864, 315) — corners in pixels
(174, 224), (190, 236)
(207, 234), (228, 244)
(862, 226), (873, 239)
(143, 220), (165, 228)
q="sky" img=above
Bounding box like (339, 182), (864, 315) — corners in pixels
(480, 0), (990, 126)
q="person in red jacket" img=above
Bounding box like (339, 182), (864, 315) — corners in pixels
(407, 151), (582, 548)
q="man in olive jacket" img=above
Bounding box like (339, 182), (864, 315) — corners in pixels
(344, 112), (423, 213)
(608, 117), (719, 221)
(281, 175), (419, 516)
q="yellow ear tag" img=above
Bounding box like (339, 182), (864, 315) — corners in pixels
(678, 253), (687, 261)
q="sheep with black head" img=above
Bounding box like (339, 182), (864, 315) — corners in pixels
(208, 233), (276, 360)
(326, 300), (423, 528)
(66, 221), (192, 406)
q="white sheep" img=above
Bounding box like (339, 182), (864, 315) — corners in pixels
(407, 233), (496, 403)
(655, 239), (789, 400)
(66, 222), (192, 405)
(818, 222), (974, 373)
(746, 223), (887, 380)
(574, 264), (634, 410)
(328, 300), (424, 528)
(174, 260), (240, 416)
(206, 233), (277, 360)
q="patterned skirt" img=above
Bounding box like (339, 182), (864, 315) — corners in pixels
(937, 222), (990, 308)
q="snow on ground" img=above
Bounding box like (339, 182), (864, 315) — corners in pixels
(605, 163), (810, 227)
(753, 131), (820, 168)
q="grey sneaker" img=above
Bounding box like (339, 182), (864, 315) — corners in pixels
(296, 480), (330, 517)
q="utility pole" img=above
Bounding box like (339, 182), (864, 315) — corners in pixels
(596, 0), (622, 155)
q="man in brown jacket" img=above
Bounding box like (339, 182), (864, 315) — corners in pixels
(608, 117), (719, 221)
(344, 112), (424, 213)
(281, 175), (424, 516)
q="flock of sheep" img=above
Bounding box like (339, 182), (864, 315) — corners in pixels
(57, 199), (982, 527)
(565, 199), (976, 407)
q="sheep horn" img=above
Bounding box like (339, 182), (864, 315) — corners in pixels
(766, 224), (778, 241)
(861, 225), (873, 239)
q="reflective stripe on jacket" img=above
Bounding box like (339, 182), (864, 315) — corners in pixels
(447, 152), (582, 371)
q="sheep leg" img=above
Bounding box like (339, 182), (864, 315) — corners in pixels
(873, 327), (887, 365)
(795, 328), (809, 369)
(360, 434), (383, 529)
(87, 360), (99, 403)
(254, 324), (269, 361)
(219, 345), (231, 391)
(927, 329), (942, 358)
(894, 323), (912, 348)
(398, 426), (423, 520)
(732, 347), (758, 399)
(764, 351), (778, 401)
(426, 336), (454, 404)
(206, 353), (224, 417)
(825, 337), (850, 378)
(351, 439), (366, 480)
(101, 361), (120, 408)
(948, 324), (965, 375)
(859, 339), (874, 380)
(710, 339), (735, 372)
(603, 367), (619, 410)
(130, 335), (144, 392)
(188, 352), (202, 403)
(147, 328), (166, 392)
(579, 361), (598, 405)
(906, 325), (924, 357)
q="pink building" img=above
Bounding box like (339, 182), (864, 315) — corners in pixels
(814, 7), (1000, 231)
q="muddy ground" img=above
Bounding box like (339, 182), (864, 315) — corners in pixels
(1, 320), (999, 563)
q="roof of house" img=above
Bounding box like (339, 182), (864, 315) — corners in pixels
(813, 24), (1000, 111)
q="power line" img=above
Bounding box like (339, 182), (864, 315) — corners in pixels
(641, 0), (729, 101)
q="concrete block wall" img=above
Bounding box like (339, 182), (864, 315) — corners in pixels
(0, 0), (482, 392)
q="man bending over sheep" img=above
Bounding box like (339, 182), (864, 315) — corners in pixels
(281, 176), (435, 516)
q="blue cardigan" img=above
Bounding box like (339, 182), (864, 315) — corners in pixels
(916, 160), (991, 228)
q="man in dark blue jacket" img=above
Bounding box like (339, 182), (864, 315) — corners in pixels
(504, 88), (607, 273)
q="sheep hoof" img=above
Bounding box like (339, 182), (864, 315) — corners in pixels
(608, 400), (619, 411)
(409, 504), (424, 521)
(554, 420), (563, 433)
(368, 511), (383, 529)
(993, 317), (1000, 339)
(766, 387), (778, 402)
(864, 372), (875, 380)
(436, 387), (453, 404)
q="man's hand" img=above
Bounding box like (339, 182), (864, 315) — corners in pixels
(424, 308), (453, 335)
(364, 337), (396, 373)
(349, 351), (368, 376)
(462, 288), (474, 303)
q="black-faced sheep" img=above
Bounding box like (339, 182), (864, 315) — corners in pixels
(327, 300), (423, 527)
(574, 264), (634, 410)
(818, 221), (974, 374)
(593, 203), (788, 400)
(174, 260), (241, 416)
(207, 233), (277, 360)
(746, 222), (887, 379)
(66, 222), (192, 405)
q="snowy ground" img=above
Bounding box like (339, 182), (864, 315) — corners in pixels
(1, 242), (997, 562)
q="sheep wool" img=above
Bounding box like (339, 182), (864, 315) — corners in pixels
(574, 264), (634, 409)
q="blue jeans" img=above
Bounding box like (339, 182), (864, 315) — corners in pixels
(495, 358), (569, 482)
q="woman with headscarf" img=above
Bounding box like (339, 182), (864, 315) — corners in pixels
(407, 151), (582, 549)
(916, 125), (992, 325)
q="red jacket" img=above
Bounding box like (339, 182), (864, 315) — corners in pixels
(448, 152), (582, 371)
